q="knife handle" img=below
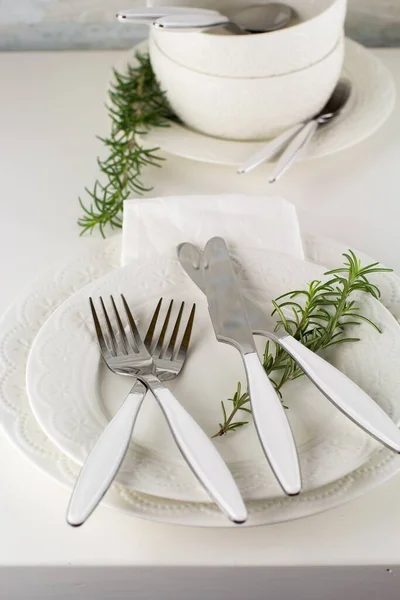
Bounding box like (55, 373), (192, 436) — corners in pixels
(143, 373), (248, 524)
(243, 352), (301, 495)
(278, 336), (400, 452)
(66, 382), (146, 527)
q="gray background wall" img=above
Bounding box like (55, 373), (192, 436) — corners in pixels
(0, 0), (399, 50)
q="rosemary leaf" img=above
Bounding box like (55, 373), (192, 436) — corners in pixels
(78, 52), (175, 237)
(212, 252), (391, 437)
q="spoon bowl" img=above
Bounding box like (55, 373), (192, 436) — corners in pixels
(316, 79), (352, 124)
(234, 3), (295, 33)
(154, 13), (240, 33)
(153, 3), (295, 35)
(237, 78), (351, 175)
(266, 78), (351, 182)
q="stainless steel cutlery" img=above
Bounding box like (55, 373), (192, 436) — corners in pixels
(67, 295), (247, 526)
(178, 240), (400, 454)
(237, 79), (352, 180)
(116, 6), (221, 25)
(67, 234), (400, 526)
(201, 237), (301, 495)
(154, 13), (238, 34)
(118, 3), (294, 34)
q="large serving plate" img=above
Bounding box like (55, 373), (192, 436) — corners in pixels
(1, 235), (400, 526)
(26, 246), (400, 504)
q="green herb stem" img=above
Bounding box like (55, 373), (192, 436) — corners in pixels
(213, 251), (391, 437)
(78, 52), (175, 237)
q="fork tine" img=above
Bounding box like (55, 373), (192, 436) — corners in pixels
(152, 299), (173, 358)
(121, 294), (145, 352)
(89, 298), (112, 359)
(100, 297), (118, 356)
(176, 304), (196, 363)
(110, 295), (130, 354)
(164, 302), (184, 360)
(144, 298), (163, 350)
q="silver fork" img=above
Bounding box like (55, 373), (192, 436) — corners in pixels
(67, 295), (247, 526)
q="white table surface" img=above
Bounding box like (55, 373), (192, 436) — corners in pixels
(1, 44), (400, 597)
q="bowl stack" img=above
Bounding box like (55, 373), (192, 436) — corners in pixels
(149, 0), (347, 141)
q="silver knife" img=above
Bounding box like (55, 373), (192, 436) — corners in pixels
(201, 237), (301, 496)
(178, 242), (400, 453)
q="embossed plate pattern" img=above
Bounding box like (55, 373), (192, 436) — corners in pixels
(26, 248), (400, 503)
(1, 235), (400, 526)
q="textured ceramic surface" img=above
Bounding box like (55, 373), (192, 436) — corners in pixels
(149, 35), (344, 140)
(27, 243), (400, 503)
(2, 234), (400, 526)
(150, 0), (346, 78)
(140, 39), (395, 161)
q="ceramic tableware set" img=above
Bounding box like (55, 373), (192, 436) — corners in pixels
(3, 3), (398, 530)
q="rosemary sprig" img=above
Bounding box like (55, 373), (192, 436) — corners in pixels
(213, 251), (392, 437)
(78, 52), (175, 237)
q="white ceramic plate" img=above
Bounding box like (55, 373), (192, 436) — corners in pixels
(27, 244), (400, 505)
(137, 38), (395, 166)
(2, 235), (400, 526)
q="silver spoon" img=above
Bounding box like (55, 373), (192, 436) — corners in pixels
(154, 13), (242, 34)
(237, 79), (352, 178)
(116, 6), (221, 25)
(235, 3), (294, 33)
(154, 3), (295, 35)
(269, 79), (351, 182)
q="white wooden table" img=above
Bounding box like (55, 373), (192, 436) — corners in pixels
(1, 46), (400, 599)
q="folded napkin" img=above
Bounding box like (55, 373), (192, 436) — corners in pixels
(121, 194), (303, 265)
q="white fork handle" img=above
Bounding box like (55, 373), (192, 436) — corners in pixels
(243, 352), (301, 496)
(66, 382), (146, 527)
(269, 119), (318, 183)
(278, 336), (400, 452)
(143, 374), (247, 524)
(237, 123), (305, 174)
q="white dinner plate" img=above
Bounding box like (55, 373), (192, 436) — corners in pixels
(2, 235), (400, 526)
(136, 38), (395, 166)
(26, 244), (400, 504)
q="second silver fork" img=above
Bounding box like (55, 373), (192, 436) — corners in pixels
(67, 296), (247, 526)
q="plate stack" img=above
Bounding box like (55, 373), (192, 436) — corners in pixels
(2, 195), (400, 527)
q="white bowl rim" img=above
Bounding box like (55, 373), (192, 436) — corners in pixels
(150, 33), (344, 80)
(152, 0), (345, 44)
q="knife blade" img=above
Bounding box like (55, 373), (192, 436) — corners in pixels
(202, 237), (301, 496)
(177, 241), (273, 331)
(178, 242), (400, 453)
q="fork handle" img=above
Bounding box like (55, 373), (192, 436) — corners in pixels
(142, 374), (247, 524)
(66, 381), (146, 527)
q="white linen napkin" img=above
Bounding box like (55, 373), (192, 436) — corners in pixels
(121, 194), (304, 265)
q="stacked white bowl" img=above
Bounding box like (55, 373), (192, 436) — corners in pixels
(149, 0), (347, 140)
